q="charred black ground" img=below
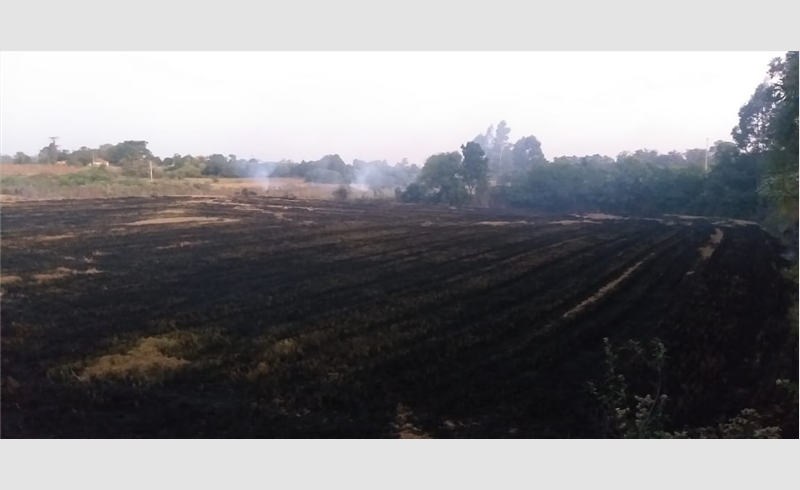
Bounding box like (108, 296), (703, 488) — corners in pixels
(0, 196), (795, 438)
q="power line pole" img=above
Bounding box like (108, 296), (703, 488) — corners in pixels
(47, 137), (60, 164)
(704, 138), (709, 173)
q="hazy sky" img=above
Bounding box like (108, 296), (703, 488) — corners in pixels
(0, 52), (782, 164)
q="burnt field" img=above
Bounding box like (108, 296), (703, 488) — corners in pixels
(0, 196), (796, 438)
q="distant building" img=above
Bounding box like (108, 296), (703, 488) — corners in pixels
(91, 157), (110, 167)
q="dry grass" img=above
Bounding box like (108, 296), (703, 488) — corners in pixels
(0, 274), (22, 285)
(476, 220), (531, 227)
(583, 213), (626, 220)
(393, 404), (431, 439)
(78, 337), (189, 381)
(550, 220), (600, 225)
(271, 338), (302, 356)
(183, 177), (373, 200)
(2, 171), (375, 202)
(39, 234), (75, 242)
(713, 218), (759, 227)
(32, 267), (102, 283)
(155, 241), (206, 250)
(699, 228), (725, 259)
(32, 267), (73, 283)
(124, 216), (239, 226)
(2, 234), (75, 248)
(563, 255), (653, 319)
(0, 163), (84, 176)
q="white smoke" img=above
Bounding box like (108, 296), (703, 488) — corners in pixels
(248, 161), (278, 190)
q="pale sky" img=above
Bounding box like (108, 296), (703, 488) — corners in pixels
(0, 52), (782, 164)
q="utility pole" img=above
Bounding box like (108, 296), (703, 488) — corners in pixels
(48, 136), (60, 164)
(149, 160), (154, 182)
(704, 138), (709, 173)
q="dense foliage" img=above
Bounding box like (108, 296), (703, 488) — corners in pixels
(397, 52), (798, 230)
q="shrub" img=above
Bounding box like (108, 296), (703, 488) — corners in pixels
(589, 337), (782, 438)
(120, 159), (151, 178)
(57, 167), (116, 186)
(332, 185), (350, 201)
(166, 165), (203, 180)
(398, 183), (424, 203)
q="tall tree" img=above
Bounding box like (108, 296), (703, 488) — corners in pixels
(684, 148), (709, 168)
(418, 151), (467, 205)
(699, 141), (759, 219)
(489, 120), (511, 172)
(460, 141), (490, 197)
(107, 141), (153, 164)
(733, 51), (798, 224)
(511, 135), (546, 173)
(759, 52), (799, 222)
(732, 83), (777, 155)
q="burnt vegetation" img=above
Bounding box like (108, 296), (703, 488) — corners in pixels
(1, 52), (797, 439)
(0, 197), (795, 438)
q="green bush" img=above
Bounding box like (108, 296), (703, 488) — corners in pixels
(120, 160), (151, 178)
(589, 337), (782, 438)
(166, 165), (203, 180)
(399, 183), (423, 203)
(57, 168), (116, 186)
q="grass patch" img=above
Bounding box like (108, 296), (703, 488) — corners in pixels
(78, 336), (190, 382)
(0, 167), (214, 199)
(32, 267), (102, 283)
(0, 274), (23, 285)
(125, 217), (239, 226)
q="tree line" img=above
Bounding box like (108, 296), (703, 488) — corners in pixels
(401, 51), (797, 229)
(397, 128), (753, 216)
(1, 142), (422, 194)
(3, 52), (795, 229)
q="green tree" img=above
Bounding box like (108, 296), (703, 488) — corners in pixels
(67, 147), (95, 166)
(684, 148), (709, 168)
(13, 152), (33, 164)
(460, 141), (489, 197)
(758, 52), (798, 224)
(97, 144), (114, 161)
(732, 51), (798, 227)
(398, 182), (425, 203)
(119, 157), (151, 178)
(696, 142), (759, 219)
(511, 135), (547, 174)
(107, 141), (153, 165)
(37, 146), (50, 163)
(733, 82), (777, 155)
(37, 142), (59, 164)
(203, 154), (229, 176)
(418, 152), (467, 205)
